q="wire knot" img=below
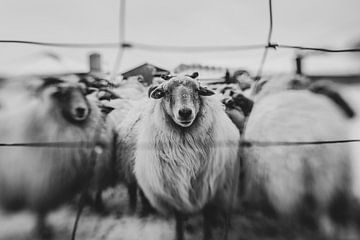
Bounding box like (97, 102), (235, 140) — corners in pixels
(121, 42), (132, 48)
(266, 42), (278, 49)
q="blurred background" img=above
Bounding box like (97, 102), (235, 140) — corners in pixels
(0, 1), (360, 240)
(0, 0), (359, 79)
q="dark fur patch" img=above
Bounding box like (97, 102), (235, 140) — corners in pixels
(309, 84), (355, 118)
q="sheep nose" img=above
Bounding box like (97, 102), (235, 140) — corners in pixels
(75, 107), (86, 118)
(178, 108), (192, 119)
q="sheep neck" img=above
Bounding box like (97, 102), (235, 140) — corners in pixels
(150, 99), (216, 207)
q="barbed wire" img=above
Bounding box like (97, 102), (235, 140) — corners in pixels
(0, 40), (120, 48)
(1, 40), (360, 53)
(110, 0), (126, 82)
(276, 44), (360, 53)
(254, 0), (274, 81)
(0, 0), (359, 150)
(1, 139), (360, 149)
(0, 141), (103, 148)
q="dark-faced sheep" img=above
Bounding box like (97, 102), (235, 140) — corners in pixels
(0, 78), (103, 238)
(134, 73), (241, 240)
(222, 92), (254, 133)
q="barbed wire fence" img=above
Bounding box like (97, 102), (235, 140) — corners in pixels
(0, 0), (360, 149)
(0, 0), (359, 149)
(0, 1), (360, 239)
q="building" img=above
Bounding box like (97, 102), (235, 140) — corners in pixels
(174, 63), (227, 84)
(295, 53), (360, 84)
(121, 63), (170, 86)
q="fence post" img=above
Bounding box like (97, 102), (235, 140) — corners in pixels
(89, 53), (102, 73)
(295, 54), (303, 75)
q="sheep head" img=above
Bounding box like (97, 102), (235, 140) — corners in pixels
(41, 80), (91, 123)
(149, 73), (214, 128)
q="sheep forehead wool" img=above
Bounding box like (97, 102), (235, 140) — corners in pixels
(162, 76), (199, 90)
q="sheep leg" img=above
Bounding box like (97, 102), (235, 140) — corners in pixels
(94, 190), (106, 213)
(202, 207), (213, 240)
(35, 212), (53, 239)
(139, 188), (156, 217)
(128, 182), (138, 214)
(221, 211), (230, 240)
(175, 212), (185, 240)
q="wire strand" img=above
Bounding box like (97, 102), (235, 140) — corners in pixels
(1, 40), (360, 53)
(277, 44), (360, 52)
(128, 42), (266, 52)
(0, 142), (101, 148)
(1, 139), (360, 148)
(110, 0), (126, 82)
(0, 40), (120, 48)
(255, 0), (274, 80)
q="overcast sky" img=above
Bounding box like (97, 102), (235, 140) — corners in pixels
(0, 0), (359, 75)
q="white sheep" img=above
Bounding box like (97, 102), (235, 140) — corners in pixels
(112, 97), (151, 214)
(243, 88), (354, 237)
(134, 73), (241, 240)
(249, 74), (311, 102)
(86, 99), (119, 212)
(110, 80), (166, 215)
(112, 75), (147, 100)
(0, 78), (103, 238)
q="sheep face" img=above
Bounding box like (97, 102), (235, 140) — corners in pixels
(150, 76), (214, 128)
(50, 83), (91, 123)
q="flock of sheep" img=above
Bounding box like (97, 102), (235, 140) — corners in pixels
(0, 72), (359, 240)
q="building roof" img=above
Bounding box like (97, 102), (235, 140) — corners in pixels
(121, 62), (170, 76)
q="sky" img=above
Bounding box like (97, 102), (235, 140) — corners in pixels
(0, 0), (359, 76)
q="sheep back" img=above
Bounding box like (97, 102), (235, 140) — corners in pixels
(243, 90), (351, 216)
(113, 99), (146, 187)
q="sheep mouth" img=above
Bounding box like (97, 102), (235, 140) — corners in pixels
(177, 120), (193, 127)
(68, 110), (90, 123)
(73, 115), (88, 122)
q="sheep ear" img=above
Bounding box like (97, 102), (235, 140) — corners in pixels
(100, 105), (115, 115)
(51, 84), (67, 98)
(149, 86), (165, 99)
(232, 93), (254, 116)
(253, 79), (267, 95)
(86, 87), (98, 95)
(198, 86), (215, 96)
(160, 74), (173, 81)
(148, 85), (157, 98)
(187, 72), (199, 79)
(41, 77), (64, 87)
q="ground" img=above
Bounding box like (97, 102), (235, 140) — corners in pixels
(1, 184), (358, 240)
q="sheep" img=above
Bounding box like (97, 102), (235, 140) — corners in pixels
(112, 97), (152, 215)
(112, 75), (147, 100)
(110, 79), (166, 215)
(0, 77), (103, 238)
(222, 92), (254, 134)
(133, 73), (241, 240)
(242, 86), (355, 237)
(84, 98), (119, 213)
(249, 74), (311, 102)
